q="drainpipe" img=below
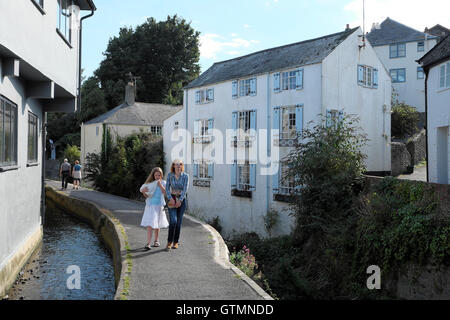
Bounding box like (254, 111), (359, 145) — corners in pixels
(266, 72), (271, 218)
(77, 3), (96, 112)
(41, 112), (47, 226)
(424, 68), (429, 182)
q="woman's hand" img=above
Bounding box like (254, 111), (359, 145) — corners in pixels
(176, 199), (182, 208)
(168, 198), (176, 207)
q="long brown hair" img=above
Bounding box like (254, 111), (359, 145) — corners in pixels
(145, 167), (164, 184)
(170, 159), (184, 173)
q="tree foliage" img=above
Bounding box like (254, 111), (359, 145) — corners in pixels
(391, 103), (419, 139)
(95, 15), (200, 107)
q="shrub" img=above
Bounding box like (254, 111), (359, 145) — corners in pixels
(63, 144), (81, 163)
(391, 103), (419, 139)
(84, 129), (164, 198)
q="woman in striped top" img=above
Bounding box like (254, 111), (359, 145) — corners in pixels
(165, 159), (189, 250)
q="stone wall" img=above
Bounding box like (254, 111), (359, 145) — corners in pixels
(391, 129), (426, 176)
(406, 129), (426, 166)
(391, 142), (412, 176)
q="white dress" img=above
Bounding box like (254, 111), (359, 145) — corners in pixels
(140, 181), (169, 229)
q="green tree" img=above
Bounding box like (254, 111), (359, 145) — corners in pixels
(95, 15), (200, 106)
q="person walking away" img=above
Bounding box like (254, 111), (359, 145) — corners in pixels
(165, 159), (189, 250)
(59, 158), (71, 190)
(140, 167), (169, 250)
(72, 160), (82, 190)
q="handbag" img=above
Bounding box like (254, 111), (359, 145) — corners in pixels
(167, 194), (179, 208)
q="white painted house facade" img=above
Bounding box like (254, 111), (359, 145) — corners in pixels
(367, 18), (439, 112)
(0, 0), (96, 297)
(418, 35), (450, 184)
(164, 27), (392, 237)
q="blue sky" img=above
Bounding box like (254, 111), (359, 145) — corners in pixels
(82, 0), (450, 80)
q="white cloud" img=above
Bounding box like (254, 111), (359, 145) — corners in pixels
(199, 34), (260, 59)
(344, 0), (450, 33)
(243, 24), (251, 29)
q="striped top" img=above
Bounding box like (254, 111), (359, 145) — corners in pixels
(166, 172), (189, 202)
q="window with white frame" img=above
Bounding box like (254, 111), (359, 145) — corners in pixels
(274, 68), (303, 92)
(439, 62), (450, 89)
(417, 67), (424, 79)
(390, 68), (406, 83)
(279, 161), (294, 195)
(357, 65), (378, 88)
(57, 0), (73, 44)
(193, 158), (214, 182)
(238, 78), (256, 97)
(326, 109), (343, 128)
(28, 112), (38, 163)
(195, 88), (214, 104)
(0, 96), (18, 167)
(417, 41), (424, 52)
(390, 43), (406, 58)
(238, 162), (251, 190)
(198, 161), (209, 179)
(280, 106), (297, 140)
(150, 126), (162, 135)
(194, 119), (213, 138)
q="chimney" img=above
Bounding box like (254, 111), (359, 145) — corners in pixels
(125, 82), (135, 106)
(345, 24), (350, 31)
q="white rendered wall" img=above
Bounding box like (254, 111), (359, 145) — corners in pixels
(163, 110), (185, 178)
(322, 29), (392, 173)
(427, 60), (450, 184)
(372, 39), (437, 112)
(0, 0), (80, 95)
(183, 63), (322, 237)
(0, 59), (43, 272)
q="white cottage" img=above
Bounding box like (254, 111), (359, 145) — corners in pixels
(81, 83), (182, 166)
(418, 35), (450, 184)
(367, 18), (439, 113)
(0, 0), (96, 297)
(164, 26), (392, 237)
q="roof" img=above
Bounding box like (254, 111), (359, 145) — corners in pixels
(185, 27), (359, 89)
(367, 17), (438, 47)
(77, 0), (96, 11)
(425, 24), (450, 38)
(418, 34), (450, 70)
(84, 102), (183, 126)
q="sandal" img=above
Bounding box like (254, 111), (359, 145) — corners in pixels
(153, 241), (160, 247)
(144, 243), (151, 251)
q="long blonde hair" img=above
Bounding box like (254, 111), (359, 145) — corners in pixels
(145, 167), (164, 184)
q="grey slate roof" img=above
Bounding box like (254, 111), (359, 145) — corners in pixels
(418, 34), (450, 70)
(84, 102), (182, 126)
(367, 17), (438, 47)
(185, 27), (359, 89)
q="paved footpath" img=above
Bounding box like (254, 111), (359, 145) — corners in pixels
(45, 180), (264, 300)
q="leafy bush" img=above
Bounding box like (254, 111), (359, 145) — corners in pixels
(85, 129), (164, 198)
(63, 144), (81, 163)
(391, 103), (419, 139)
(286, 114), (368, 242)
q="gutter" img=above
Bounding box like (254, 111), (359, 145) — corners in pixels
(423, 68), (429, 182)
(77, 4), (96, 112)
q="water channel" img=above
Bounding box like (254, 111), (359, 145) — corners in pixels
(6, 200), (115, 300)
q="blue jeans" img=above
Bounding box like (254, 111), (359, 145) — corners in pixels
(167, 198), (187, 243)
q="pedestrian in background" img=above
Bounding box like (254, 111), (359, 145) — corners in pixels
(59, 158), (71, 190)
(72, 160), (82, 190)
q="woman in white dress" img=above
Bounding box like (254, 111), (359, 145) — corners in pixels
(140, 167), (169, 250)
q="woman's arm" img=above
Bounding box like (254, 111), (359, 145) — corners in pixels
(178, 174), (189, 202)
(158, 180), (166, 194)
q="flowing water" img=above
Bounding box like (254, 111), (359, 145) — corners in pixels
(6, 201), (115, 300)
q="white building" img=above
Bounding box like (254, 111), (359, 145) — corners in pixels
(81, 83), (182, 166)
(164, 26), (392, 237)
(367, 18), (439, 113)
(0, 0), (96, 297)
(418, 35), (450, 184)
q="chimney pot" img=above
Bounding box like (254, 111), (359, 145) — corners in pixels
(345, 24), (350, 31)
(125, 82), (135, 105)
